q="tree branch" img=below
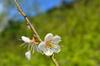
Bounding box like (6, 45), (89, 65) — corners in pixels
(14, 0), (42, 42)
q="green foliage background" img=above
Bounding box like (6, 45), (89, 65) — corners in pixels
(0, 0), (100, 66)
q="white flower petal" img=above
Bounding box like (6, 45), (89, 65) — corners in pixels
(36, 46), (42, 53)
(38, 42), (46, 51)
(25, 51), (31, 60)
(51, 45), (61, 53)
(44, 33), (53, 41)
(35, 44), (42, 53)
(52, 35), (61, 44)
(21, 36), (31, 43)
(43, 49), (53, 56)
(37, 41), (48, 54)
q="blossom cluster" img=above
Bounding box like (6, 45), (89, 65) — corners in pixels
(21, 33), (61, 60)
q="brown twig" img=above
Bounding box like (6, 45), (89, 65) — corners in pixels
(51, 54), (60, 66)
(14, 0), (42, 42)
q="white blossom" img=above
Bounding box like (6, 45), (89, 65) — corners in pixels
(38, 33), (61, 56)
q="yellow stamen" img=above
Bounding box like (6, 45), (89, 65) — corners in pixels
(45, 41), (54, 48)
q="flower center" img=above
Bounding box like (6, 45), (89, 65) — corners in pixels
(45, 41), (54, 48)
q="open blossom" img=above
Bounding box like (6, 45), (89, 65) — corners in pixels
(37, 33), (61, 56)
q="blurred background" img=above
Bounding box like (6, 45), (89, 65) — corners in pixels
(0, 0), (100, 66)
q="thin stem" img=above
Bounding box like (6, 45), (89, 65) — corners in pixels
(14, 0), (42, 42)
(51, 54), (60, 66)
